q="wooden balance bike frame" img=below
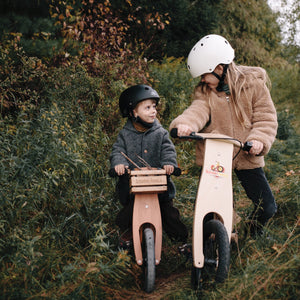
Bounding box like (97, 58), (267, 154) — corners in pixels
(110, 151), (181, 293)
(117, 166), (173, 293)
(129, 167), (167, 268)
(110, 167), (167, 293)
(130, 167), (183, 293)
(171, 129), (251, 289)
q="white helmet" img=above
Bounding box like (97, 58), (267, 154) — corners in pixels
(187, 34), (235, 78)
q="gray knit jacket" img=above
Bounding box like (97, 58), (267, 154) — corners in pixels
(110, 119), (178, 199)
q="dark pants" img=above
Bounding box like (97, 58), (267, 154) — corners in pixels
(115, 175), (188, 243)
(234, 167), (277, 226)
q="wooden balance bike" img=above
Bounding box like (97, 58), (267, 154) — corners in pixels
(110, 160), (180, 293)
(170, 129), (252, 290)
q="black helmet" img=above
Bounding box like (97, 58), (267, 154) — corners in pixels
(119, 84), (160, 117)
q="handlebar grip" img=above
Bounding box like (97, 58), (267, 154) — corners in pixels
(170, 128), (178, 138)
(170, 128), (200, 140)
(172, 167), (181, 176)
(108, 168), (118, 177)
(242, 141), (253, 152)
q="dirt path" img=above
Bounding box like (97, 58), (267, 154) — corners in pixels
(106, 262), (194, 300)
(138, 271), (191, 300)
(118, 270), (192, 300)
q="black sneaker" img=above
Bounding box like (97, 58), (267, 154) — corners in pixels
(119, 229), (133, 250)
(178, 243), (192, 262)
(119, 238), (133, 250)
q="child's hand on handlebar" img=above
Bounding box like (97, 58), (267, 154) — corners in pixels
(114, 164), (129, 176)
(175, 124), (194, 137)
(163, 165), (174, 175)
(248, 140), (263, 156)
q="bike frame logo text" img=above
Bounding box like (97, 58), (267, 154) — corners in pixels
(205, 162), (226, 177)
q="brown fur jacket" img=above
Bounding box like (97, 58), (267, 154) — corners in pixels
(169, 66), (278, 170)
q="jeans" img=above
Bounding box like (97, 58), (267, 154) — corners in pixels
(234, 167), (277, 226)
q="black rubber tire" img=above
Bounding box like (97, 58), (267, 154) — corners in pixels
(191, 219), (230, 289)
(143, 227), (155, 293)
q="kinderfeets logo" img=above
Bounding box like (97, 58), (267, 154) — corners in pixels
(205, 161), (227, 177)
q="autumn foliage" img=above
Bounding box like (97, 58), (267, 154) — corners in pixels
(49, 0), (170, 76)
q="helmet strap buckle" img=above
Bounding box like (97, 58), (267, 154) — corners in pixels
(213, 64), (231, 95)
(131, 115), (154, 128)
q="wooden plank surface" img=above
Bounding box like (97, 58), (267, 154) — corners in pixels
(131, 186), (167, 193)
(130, 169), (166, 176)
(131, 175), (167, 187)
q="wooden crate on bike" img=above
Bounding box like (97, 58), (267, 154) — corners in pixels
(130, 169), (167, 193)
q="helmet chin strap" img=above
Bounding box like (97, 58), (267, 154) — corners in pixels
(130, 114), (154, 128)
(211, 64), (230, 95)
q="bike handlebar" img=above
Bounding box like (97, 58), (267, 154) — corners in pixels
(171, 167), (182, 176)
(108, 167), (181, 178)
(242, 141), (253, 152)
(170, 128), (201, 140)
(108, 168), (128, 178)
(170, 128), (253, 152)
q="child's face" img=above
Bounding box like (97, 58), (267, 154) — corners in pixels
(133, 99), (157, 123)
(201, 73), (219, 91)
(201, 64), (223, 92)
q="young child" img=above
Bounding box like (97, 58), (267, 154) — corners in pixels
(110, 84), (188, 248)
(170, 34), (278, 237)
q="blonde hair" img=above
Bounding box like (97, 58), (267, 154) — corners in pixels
(227, 62), (251, 128)
(198, 62), (271, 128)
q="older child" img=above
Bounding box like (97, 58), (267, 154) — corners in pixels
(110, 84), (188, 247)
(170, 34), (278, 237)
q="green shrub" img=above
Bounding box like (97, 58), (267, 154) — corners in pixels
(0, 58), (135, 298)
(149, 57), (197, 126)
(0, 43), (47, 116)
(268, 64), (300, 126)
(276, 110), (297, 141)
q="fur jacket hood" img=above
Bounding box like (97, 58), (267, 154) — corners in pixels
(169, 66), (278, 170)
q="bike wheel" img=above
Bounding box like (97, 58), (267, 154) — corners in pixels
(142, 227), (155, 293)
(192, 219), (230, 289)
